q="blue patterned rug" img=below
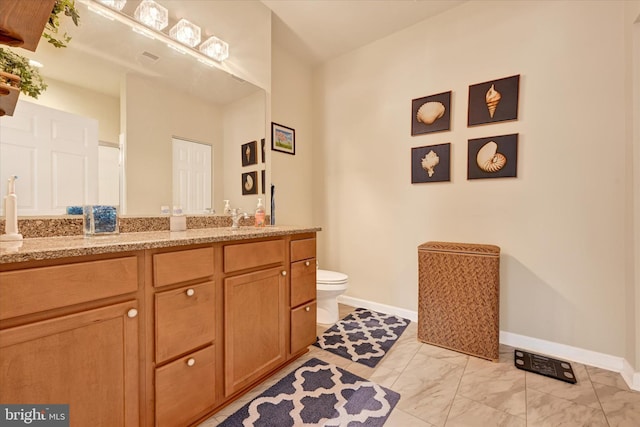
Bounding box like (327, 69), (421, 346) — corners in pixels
(218, 358), (400, 426)
(314, 308), (410, 367)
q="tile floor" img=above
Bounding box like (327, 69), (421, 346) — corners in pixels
(200, 304), (640, 427)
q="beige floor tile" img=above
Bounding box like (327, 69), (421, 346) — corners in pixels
(586, 365), (631, 390)
(445, 395), (526, 427)
(457, 356), (526, 418)
(416, 342), (470, 367)
(393, 354), (465, 426)
(525, 362), (601, 409)
(385, 407), (437, 426)
(593, 382), (640, 427)
(526, 388), (608, 427)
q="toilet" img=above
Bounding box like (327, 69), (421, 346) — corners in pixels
(316, 269), (349, 324)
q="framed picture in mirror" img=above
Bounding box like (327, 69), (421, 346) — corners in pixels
(242, 171), (258, 195)
(242, 141), (257, 166)
(261, 138), (266, 163)
(272, 122), (295, 155)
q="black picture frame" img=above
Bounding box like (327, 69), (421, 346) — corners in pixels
(261, 138), (266, 163)
(411, 143), (451, 183)
(467, 134), (518, 179)
(242, 171), (258, 194)
(411, 91), (452, 136)
(241, 140), (257, 166)
(468, 75), (520, 126)
(261, 170), (265, 194)
(271, 122), (295, 155)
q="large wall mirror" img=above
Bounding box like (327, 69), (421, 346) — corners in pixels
(0, 0), (267, 216)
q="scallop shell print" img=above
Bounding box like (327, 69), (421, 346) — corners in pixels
(416, 102), (445, 125)
(476, 141), (507, 173)
(421, 150), (440, 177)
(485, 84), (501, 118)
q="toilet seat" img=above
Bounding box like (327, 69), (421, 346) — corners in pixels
(317, 269), (348, 285)
(317, 269), (348, 292)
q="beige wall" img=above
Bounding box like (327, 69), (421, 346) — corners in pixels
(124, 74), (223, 215)
(270, 45), (314, 226)
(309, 0), (637, 364)
(30, 77), (119, 144)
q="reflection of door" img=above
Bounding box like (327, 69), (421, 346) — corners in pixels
(98, 144), (120, 206)
(0, 100), (98, 215)
(172, 138), (212, 214)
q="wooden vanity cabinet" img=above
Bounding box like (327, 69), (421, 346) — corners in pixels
(0, 254), (142, 427)
(222, 239), (287, 397)
(149, 246), (217, 427)
(289, 235), (318, 355)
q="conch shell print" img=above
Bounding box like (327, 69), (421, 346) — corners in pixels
(476, 141), (507, 173)
(485, 84), (501, 118)
(244, 174), (254, 191)
(421, 150), (440, 177)
(416, 101), (445, 125)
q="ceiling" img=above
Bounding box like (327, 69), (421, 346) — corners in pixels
(262, 0), (466, 65)
(18, 0), (466, 102)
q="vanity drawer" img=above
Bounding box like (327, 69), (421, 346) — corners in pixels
(291, 301), (317, 354)
(291, 259), (316, 307)
(153, 246), (214, 288)
(223, 239), (285, 273)
(155, 345), (216, 427)
(155, 282), (215, 363)
(291, 238), (316, 262)
(0, 256), (138, 320)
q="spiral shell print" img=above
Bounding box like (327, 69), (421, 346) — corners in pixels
(476, 141), (507, 173)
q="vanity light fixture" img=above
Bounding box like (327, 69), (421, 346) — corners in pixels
(134, 0), (168, 31)
(82, 0), (230, 65)
(199, 36), (229, 62)
(170, 18), (201, 48)
(98, 0), (126, 11)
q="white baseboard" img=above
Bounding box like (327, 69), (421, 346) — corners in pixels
(337, 295), (639, 391)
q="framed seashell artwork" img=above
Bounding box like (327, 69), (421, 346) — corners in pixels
(411, 143), (451, 183)
(271, 122), (296, 155)
(467, 134), (518, 179)
(261, 138), (266, 163)
(411, 91), (452, 136)
(468, 74), (520, 126)
(242, 140), (258, 166)
(242, 171), (258, 195)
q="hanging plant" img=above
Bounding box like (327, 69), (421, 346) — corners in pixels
(43, 0), (81, 48)
(0, 48), (47, 98)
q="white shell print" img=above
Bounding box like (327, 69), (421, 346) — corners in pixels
(421, 150), (440, 177)
(485, 84), (502, 118)
(476, 141), (507, 173)
(416, 102), (445, 125)
(244, 174), (254, 191)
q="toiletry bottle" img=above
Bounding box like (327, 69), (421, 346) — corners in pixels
(224, 200), (231, 215)
(1, 175), (23, 241)
(255, 198), (266, 227)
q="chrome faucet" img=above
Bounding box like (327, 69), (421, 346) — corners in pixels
(230, 208), (249, 228)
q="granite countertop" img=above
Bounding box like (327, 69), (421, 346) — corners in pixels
(0, 226), (321, 264)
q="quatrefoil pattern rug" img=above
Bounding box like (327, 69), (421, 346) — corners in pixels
(314, 308), (410, 367)
(218, 358), (400, 427)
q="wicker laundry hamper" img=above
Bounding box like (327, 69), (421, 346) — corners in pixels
(418, 241), (500, 361)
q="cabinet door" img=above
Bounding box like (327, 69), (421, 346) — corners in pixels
(0, 301), (139, 427)
(291, 301), (317, 355)
(224, 266), (286, 396)
(291, 258), (316, 307)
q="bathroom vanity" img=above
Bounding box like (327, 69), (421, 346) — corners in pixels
(0, 226), (319, 426)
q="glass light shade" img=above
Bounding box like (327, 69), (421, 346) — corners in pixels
(199, 36), (229, 62)
(98, 0), (126, 10)
(169, 19), (201, 48)
(134, 0), (168, 31)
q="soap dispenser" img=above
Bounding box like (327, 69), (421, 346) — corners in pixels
(255, 198), (266, 227)
(1, 175), (23, 241)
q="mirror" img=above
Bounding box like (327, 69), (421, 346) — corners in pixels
(6, 0), (267, 216)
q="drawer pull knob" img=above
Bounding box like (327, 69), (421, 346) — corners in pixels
(281, 271), (287, 276)
(305, 306), (310, 312)
(186, 288), (195, 297)
(127, 308), (138, 318)
(187, 358), (196, 367)
(305, 261), (310, 266)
